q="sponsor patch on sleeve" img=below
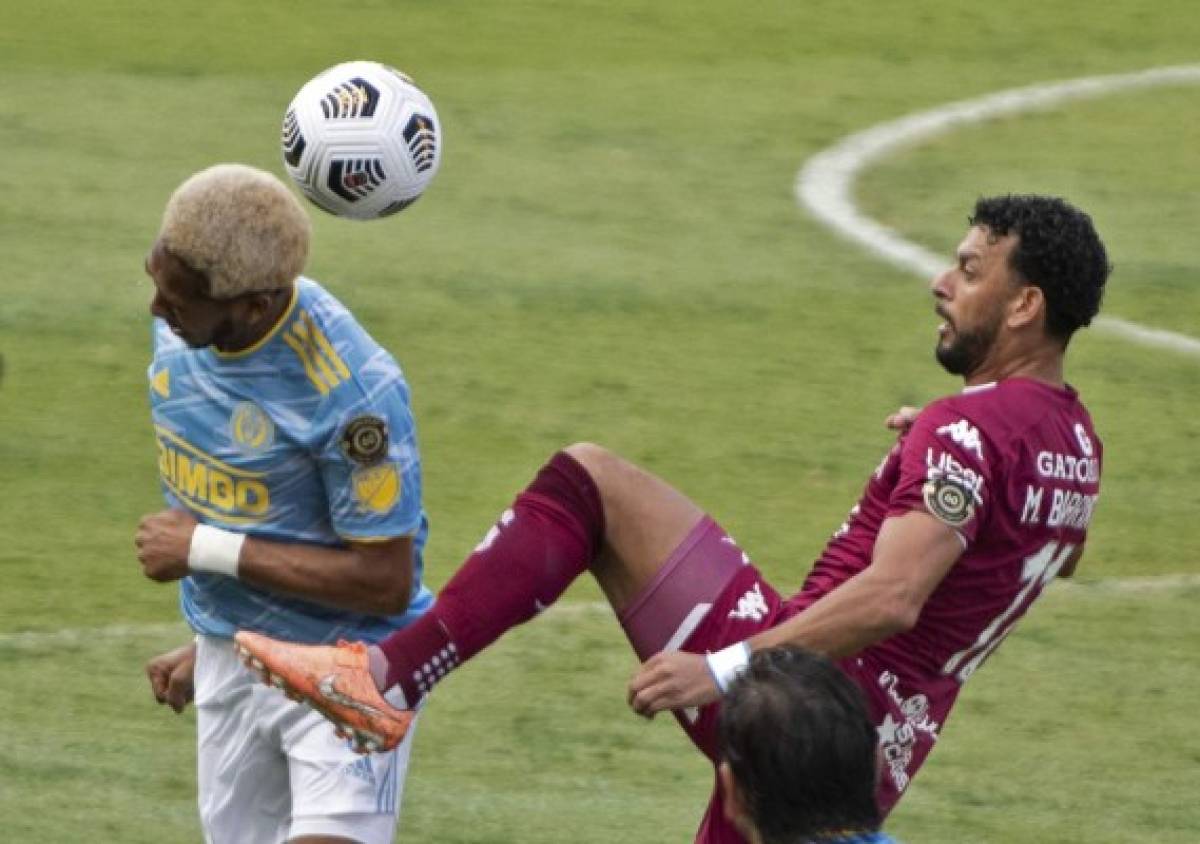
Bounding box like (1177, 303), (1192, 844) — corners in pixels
(922, 474), (976, 527)
(352, 464), (401, 513)
(340, 415), (389, 465)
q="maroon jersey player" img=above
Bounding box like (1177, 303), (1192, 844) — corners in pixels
(793, 378), (1100, 812)
(236, 194), (1111, 843)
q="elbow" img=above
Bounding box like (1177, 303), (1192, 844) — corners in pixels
(878, 594), (922, 636)
(365, 581), (411, 616)
(350, 540), (414, 616)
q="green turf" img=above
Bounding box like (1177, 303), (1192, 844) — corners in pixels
(0, 0), (1197, 840)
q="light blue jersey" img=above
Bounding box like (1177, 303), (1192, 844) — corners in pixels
(148, 277), (432, 644)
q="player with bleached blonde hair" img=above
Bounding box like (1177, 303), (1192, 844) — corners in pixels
(137, 163), (432, 844)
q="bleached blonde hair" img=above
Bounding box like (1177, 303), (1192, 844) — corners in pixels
(158, 163), (311, 299)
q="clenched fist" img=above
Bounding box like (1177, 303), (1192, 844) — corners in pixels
(145, 642), (197, 713)
(135, 508), (197, 582)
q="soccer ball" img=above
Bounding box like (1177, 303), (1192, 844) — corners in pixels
(281, 61), (441, 220)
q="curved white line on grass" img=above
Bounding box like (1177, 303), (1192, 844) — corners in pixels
(797, 64), (1200, 358)
(5, 579), (1199, 649)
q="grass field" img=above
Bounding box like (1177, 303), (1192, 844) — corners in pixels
(1, 1), (1198, 841)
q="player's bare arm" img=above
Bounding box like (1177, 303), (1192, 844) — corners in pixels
(135, 507), (415, 615)
(749, 511), (963, 657)
(627, 510), (963, 717)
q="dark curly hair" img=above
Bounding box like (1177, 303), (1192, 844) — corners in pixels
(718, 647), (881, 843)
(970, 194), (1111, 343)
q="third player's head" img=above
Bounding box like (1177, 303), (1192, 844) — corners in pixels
(931, 194), (1110, 382)
(717, 647), (881, 844)
(146, 163), (310, 350)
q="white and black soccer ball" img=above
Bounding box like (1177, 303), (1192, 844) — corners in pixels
(281, 61), (441, 220)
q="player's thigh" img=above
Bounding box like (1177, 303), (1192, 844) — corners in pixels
(670, 566), (789, 759)
(195, 636), (291, 844)
(285, 690), (418, 844)
(564, 442), (705, 610)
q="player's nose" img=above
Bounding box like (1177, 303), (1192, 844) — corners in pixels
(929, 267), (952, 300)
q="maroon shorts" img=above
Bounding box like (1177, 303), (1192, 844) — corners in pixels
(618, 516), (797, 759)
(618, 516), (939, 841)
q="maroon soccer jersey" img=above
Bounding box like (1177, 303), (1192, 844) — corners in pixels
(786, 377), (1102, 807)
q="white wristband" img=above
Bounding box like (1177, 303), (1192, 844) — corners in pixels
(705, 641), (751, 693)
(188, 524), (245, 578)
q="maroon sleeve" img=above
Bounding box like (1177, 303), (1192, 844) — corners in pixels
(887, 402), (996, 547)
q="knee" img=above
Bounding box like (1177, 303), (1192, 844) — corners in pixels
(564, 441), (614, 475)
(562, 442), (617, 490)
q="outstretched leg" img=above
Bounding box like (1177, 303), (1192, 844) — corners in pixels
(377, 443), (706, 703)
(237, 444), (723, 751)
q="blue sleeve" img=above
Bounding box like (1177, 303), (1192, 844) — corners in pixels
(317, 378), (424, 542)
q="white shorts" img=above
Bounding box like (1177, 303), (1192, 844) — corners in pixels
(195, 635), (417, 844)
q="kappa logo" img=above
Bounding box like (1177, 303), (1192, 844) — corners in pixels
(728, 582), (768, 622)
(474, 508), (515, 553)
(936, 418), (983, 461)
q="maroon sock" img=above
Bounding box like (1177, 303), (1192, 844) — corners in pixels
(380, 451), (605, 703)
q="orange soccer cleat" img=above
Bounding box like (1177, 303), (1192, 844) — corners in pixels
(233, 630), (412, 753)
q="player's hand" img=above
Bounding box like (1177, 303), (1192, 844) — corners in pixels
(135, 508), (197, 582)
(627, 651), (721, 718)
(884, 405), (921, 433)
(145, 642), (197, 714)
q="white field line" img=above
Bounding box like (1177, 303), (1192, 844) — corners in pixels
(1056, 572), (1200, 594)
(0, 606), (611, 651)
(796, 64), (1200, 358)
(5, 576), (1198, 650)
(0, 622), (184, 650)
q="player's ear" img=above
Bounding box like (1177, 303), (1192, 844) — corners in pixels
(243, 291), (279, 324)
(1007, 284), (1044, 331)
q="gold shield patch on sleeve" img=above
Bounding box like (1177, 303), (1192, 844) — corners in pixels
(352, 464), (401, 513)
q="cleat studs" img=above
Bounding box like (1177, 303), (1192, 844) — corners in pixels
(250, 657), (264, 670)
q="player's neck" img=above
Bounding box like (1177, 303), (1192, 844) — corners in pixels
(965, 345), (1065, 389)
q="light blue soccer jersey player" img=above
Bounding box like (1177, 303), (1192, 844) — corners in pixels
(136, 163), (428, 844)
